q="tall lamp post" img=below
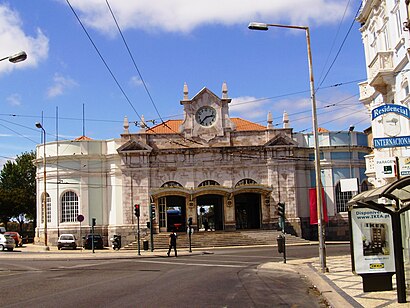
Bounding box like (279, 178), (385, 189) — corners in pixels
(348, 125), (355, 178)
(35, 122), (49, 250)
(248, 22), (327, 272)
(0, 51), (27, 63)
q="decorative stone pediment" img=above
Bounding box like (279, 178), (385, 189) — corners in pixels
(179, 83), (235, 142)
(265, 134), (297, 147)
(117, 140), (152, 153)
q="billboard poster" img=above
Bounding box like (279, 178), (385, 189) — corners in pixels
(351, 208), (395, 274)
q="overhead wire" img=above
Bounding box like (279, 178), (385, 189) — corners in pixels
(316, 2), (363, 90)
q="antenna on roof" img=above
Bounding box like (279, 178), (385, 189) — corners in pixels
(82, 103), (86, 137)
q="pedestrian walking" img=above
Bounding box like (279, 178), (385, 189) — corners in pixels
(167, 230), (177, 257)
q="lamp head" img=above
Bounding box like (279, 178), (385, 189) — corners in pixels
(349, 125), (355, 132)
(8, 51), (27, 63)
(35, 122), (43, 129)
(248, 22), (269, 31)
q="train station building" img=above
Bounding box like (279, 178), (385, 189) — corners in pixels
(34, 83), (370, 245)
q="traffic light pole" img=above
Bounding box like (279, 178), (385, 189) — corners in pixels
(150, 205), (154, 252)
(188, 217), (192, 253)
(137, 216), (140, 256)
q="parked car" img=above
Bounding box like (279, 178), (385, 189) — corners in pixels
(83, 234), (104, 249)
(57, 234), (77, 250)
(0, 227), (6, 234)
(0, 234), (15, 251)
(4, 232), (23, 247)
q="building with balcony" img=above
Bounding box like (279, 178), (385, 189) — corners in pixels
(356, 0), (410, 283)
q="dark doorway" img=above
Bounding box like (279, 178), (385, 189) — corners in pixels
(196, 194), (224, 231)
(234, 193), (261, 229)
(159, 196), (186, 232)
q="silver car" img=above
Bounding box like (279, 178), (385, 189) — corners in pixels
(0, 234), (15, 251)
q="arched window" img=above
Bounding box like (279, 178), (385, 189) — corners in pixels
(161, 181), (183, 188)
(335, 182), (352, 213)
(198, 180), (220, 187)
(41, 192), (51, 223)
(361, 180), (373, 193)
(235, 178), (257, 187)
(61, 191), (79, 222)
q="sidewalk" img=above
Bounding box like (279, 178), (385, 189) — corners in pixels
(262, 256), (408, 308)
(2, 244), (409, 307)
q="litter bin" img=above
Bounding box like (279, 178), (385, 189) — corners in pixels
(143, 240), (149, 251)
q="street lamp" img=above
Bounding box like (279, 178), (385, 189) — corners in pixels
(0, 51), (27, 63)
(35, 122), (49, 250)
(348, 125), (355, 178)
(248, 22), (327, 272)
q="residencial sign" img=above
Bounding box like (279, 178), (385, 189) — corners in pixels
(374, 136), (410, 148)
(350, 208), (395, 274)
(372, 104), (410, 148)
(375, 157), (396, 179)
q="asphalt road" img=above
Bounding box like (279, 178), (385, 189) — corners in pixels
(0, 245), (350, 308)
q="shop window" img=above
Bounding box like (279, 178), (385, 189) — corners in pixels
(61, 191), (79, 222)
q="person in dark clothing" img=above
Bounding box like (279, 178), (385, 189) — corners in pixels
(167, 231), (177, 257)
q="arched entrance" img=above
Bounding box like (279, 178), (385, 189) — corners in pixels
(158, 195), (186, 232)
(234, 193), (261, 229)
(196, 194), (224, 231)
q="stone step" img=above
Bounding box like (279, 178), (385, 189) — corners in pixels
(122, 230), (309, 250)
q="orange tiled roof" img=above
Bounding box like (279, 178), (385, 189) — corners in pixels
(74, 135), (93, 141)
(146, 118), (265, 134)
(318, 127), (329, 133)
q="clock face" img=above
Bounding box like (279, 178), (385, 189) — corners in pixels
(195, 106), (217, 127)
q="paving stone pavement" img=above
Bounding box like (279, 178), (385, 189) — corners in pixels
(281, 255), (410, 308)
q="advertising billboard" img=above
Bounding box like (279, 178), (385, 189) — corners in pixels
(350, 208), (395, 274)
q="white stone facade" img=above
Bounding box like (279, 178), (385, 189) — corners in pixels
(357, 0), (410, 271)
(34, 85), (370, 246)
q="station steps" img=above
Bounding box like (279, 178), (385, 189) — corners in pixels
(122, 230), (310, 250)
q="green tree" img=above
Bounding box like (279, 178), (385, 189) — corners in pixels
(0, 151), (36, 231)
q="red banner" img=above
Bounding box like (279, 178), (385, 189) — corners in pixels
(309, 188), (328, 225)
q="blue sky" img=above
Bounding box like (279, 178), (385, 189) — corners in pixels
(0, 0), (368, 167)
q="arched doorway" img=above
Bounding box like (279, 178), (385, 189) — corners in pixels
(234, 193), (261, 229)
(196, 194), (224, 231)
(158, 195), (186, 232)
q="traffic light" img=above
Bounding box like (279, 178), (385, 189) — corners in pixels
(150, 204), (156, 219)
(92, 218), (96, 227)
(277, 202), (285, 218)
(134, 204), (140, 218)
(188, 217), (193, 226)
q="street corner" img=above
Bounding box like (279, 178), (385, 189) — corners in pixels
(258, 261), (300, 273)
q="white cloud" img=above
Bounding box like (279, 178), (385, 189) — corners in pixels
(66, 0), (350, 35)
(130, 75), (144, 87)
(230, 96), (271, 119)
(6, 93), (22, 106)
(0, 4), (49, 75)
(47, 73), (78, 98)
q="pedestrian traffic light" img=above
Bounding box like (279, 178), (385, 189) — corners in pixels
(92, 218), (96, 227)
(150, 204), (156, 219)
(134, 204), (140, 218)
(278, 202), (285, 218)
(188, 217), (192, 226)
